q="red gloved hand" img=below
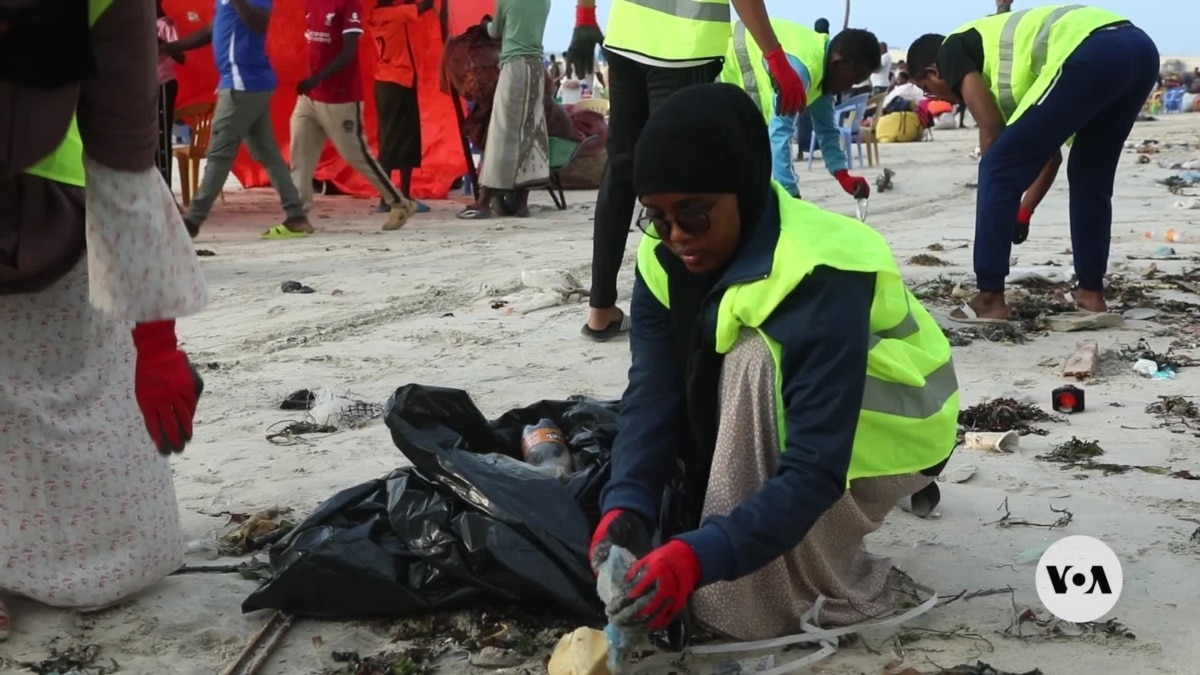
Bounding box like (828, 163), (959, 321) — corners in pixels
(764, 48), (807, 116)
(611, 540), (701, 631)
(567, 5), (604, 77)
(132, 320), (202, 455)
(1013, 206), (1033, 245)
(834, 170), (870, 199)
(590, 509), (652, 573)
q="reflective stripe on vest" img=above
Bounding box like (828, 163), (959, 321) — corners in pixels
(605, 0), (731, 61)
(621, 0), (730, 22)
(635, 182), (959, 482)
(732, 22), (762, 111)
(23, 0), (115, 187)
(995, 4), (1083, 118)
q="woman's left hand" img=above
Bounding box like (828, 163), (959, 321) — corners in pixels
(607, 540), (700, 631)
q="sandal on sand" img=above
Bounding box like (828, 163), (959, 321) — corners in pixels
(261, 225), (311, 240)
(456, 207), (492, 220)
(581, 309), (632, 342)
(0, 598), (11, 640)
(383, 199), (417, 231)
(949, 303), (1010, 325)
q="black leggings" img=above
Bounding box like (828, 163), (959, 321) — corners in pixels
(588, 49), (723, 309)
(157, 79), (178, 186)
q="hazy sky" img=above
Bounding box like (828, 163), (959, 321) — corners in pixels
(540, 0), (1198, 57)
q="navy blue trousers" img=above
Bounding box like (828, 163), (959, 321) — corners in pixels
(975, 24), (1159, 292)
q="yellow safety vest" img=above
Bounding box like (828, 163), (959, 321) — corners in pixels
(23, 0), (115, 187)
(720, 19), (827, 121)
(636, 182), (959, 484)
(949, 4), (1126, 124)
(605, 0), (731, 62)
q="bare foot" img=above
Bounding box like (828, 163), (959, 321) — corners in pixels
(949, 291), (1009, 322)
(1072, 289), (1108, 313)
(587, 306), (624, 331)
(283, 216), (315, 234)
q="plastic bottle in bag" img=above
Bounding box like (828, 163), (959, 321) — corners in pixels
(521, 419), (574, 479)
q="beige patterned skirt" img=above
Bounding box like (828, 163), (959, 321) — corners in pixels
(478, 55), (550, 191)
(691, 330), (932, 641)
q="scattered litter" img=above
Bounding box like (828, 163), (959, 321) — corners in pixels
(1122, 307), (1159, 320)
(1051, 384), (1085, 413)
(964, 430), (1019, 453)
(958, 398), (1062, 437)
(281, 280), (316, 294)
(596, 546), (640, 673)
(935, 662), (1043, 675)
(548, 627), (609, 675)
(280, 389), (316, 411)
(1120, 338), (1195, 373)
(196, 249), (217, 257)
(875, 167), (895, 192)
(908, 254), (949, 267)
(17, 640), (116, 675)
(939, 464), (977, 484)
(498, 269), (588, 314)
(1146, 395), (1199, 433)
(217, 507), (295, 556)
(1003, 608), (1134, 642)
(1174, 198), (1200, 210)
(988, 497), (1072, 530)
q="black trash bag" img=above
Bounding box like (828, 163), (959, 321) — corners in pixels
(242, 383), (620, 621)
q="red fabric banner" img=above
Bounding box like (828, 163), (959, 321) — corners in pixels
(164, 0), (495, 200)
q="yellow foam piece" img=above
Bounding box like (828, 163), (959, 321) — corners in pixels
(547, 627), (612, 675)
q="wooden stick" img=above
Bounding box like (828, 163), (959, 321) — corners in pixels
(222, 611), (296, 675)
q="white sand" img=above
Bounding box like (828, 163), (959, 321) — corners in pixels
(3, 115), (1200, 675)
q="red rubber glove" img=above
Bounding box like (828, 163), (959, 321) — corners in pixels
(1014, 206), (1033, 245)
(764, 48), (807, 116)
(612, 540), (701, 631)
(132, 320), (201, 455)
(567, 5), (604, 77)
(834, 170), (870, 199)
(590, 509), (652, 572)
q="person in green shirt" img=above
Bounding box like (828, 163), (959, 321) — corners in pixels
(458, 0), (553, 220)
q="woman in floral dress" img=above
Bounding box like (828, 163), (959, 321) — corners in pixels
(0, 0), (208, 638)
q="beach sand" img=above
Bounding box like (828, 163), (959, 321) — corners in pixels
(2, 114), (1200, 675)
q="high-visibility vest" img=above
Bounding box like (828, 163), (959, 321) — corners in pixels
(949, 4), (1126, 124)
(23, 0), (115, 187)
(636, 182), (959, 484)
(605, 0), (732, 62)
(720, 19), (828, 121)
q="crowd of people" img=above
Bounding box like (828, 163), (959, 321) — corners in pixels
(0, 0), (1165, 658)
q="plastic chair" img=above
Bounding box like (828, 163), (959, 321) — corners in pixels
(172, 101), (224, 207)
(1163, 87), (1185, 114)
(807, 93), (868, 171)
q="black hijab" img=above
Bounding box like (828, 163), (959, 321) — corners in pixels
(633, 82), (774, 238)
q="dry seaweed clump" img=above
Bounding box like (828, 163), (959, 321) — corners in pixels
(1146, 395), (1200, 432)
(18, 640), (116, 675)
(943, 323), (1029, 346)
(958, 398), (1061, 436)
(934, 662), (1043, 675)
(1035, 437), (1174, 476)
(908, 254), (950, 267)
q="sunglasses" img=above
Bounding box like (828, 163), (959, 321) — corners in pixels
(636, 207), (713, 240)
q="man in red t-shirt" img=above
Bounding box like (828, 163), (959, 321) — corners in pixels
(289, 0), (416, 230)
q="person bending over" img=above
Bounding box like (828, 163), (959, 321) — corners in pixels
(589, 83), (958, 642)
(907, 5), (1157, 325)
(722, 22), (878, 201)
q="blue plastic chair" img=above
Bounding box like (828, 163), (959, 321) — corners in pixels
(1163, 87), (1185, 114)
(807, 94), (869, 171)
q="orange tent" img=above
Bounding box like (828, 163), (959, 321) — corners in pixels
(163, 0), (494, 200)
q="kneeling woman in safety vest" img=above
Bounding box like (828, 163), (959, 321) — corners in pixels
(589, 83), (959, 642)
(0, 0), (207, 637)
(906, 6), (1158, 325)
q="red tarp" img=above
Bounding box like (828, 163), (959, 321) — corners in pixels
(163, 0), (494, 200)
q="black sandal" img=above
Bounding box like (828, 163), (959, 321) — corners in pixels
(580, 310), (631, 342)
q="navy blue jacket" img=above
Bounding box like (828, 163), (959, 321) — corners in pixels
(599, 196), (877, 587)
